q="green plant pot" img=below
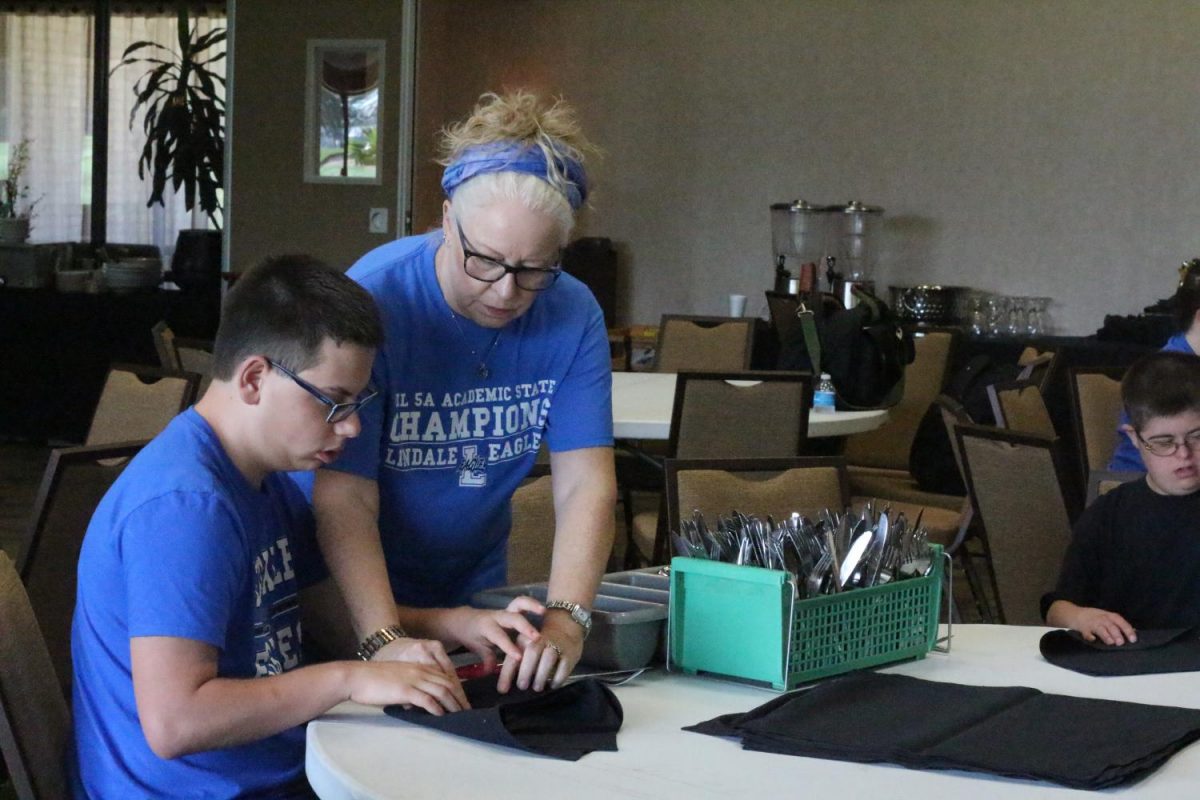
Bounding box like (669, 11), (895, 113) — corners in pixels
(0, 217), (30, 244)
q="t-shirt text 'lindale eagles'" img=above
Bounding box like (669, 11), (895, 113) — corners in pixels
(384, 379), (556, 471)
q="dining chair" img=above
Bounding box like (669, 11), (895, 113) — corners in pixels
(506, 465), (555, 585)
(1067, 366), (1126, 488)
(987, 379), (1056, 439)
(84, 363), (200, 447)
(653, 315), (756, 373)
(630, 371), (812, 564)
(0, 552), (71, 800)
(1016, 346), (1059, 394)
(932, 395), (999, 622)
(840, 328), (965, 555)
(151, 319), (181, 371)
(955, 423), (1080, 625)
(173, 337), (216, 397)
(18, 440), (148, 698)
(664, 457), (849, 539)
(1084, 469), (1142, 507)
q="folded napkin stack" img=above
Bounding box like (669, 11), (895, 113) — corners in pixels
(386, 675), (623, 761)
(686, 672), (1200, 789)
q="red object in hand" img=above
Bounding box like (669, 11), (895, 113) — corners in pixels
(455, 661), (501, 681)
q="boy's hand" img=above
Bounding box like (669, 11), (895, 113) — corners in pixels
(348, 661), (469, 715)
(1073, 607), (1138, 646)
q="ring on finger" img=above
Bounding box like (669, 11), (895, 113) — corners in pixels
(546, 641), (563, 658)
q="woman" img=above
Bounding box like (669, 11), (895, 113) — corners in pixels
(1109, 260), (1200, 471)
(308, 92), (616, 694)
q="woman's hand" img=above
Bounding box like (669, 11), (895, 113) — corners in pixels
(440, 596), (546, 671)
(500, 611), (584, 693)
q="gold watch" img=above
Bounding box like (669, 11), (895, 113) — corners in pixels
(356, 624), (408, 661)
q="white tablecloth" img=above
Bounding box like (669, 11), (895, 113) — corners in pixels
(610, 372), (888, 440)
(306, 624), (1200, 799)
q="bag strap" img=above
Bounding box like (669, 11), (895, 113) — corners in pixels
(795, 300), (822, 376)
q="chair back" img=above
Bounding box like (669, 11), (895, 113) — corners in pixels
(842, 327), (957, 470)
(654, 315), (755, 373)
(174, 338), (215, 397)
(1017, 347), (1059, 393)
(18, 440), (148, 698)
(1085, 469), (1142, 506)
(151, 320), (181, 371)
(507, 465), (555, 585)
(764, 291), (801, 353)
(0, 552), (70, 800)
(987, 379), (1056, 438)
(669, 371), (812, 460)
(956, 424), (1078, 625)
(1068, 367), (1126, 483)
(85, 363), (200, 447)
(665, 457), (849, 535)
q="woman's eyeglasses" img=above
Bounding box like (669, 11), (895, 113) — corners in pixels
(266, 358), (378, 424)
(456, 219), (562, 292)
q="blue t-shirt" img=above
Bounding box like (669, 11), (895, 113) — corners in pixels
(72, 410), (314, 799)
(308, 231), (613, 607)
(1108, 333), (1196, 472)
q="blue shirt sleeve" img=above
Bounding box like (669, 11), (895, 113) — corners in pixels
(545, 299), (614, 452)
(1107, 409), (1145, 472)
(122, 492), (244, 649)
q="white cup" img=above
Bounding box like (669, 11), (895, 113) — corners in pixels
(729, 293), (747, 317)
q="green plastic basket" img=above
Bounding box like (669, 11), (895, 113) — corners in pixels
(668, 545), (944, 690)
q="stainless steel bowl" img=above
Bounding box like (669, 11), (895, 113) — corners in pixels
(889, 285), (965, 325)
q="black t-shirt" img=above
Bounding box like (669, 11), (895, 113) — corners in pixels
(1041, 478), (1200, 629)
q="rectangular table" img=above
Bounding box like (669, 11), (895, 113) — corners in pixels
(307, 624), (1200, 798)
(611, 371), (888, 440)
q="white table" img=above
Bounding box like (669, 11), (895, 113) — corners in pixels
(611, 371), (889, 440)
(306, 625), (1200, 799)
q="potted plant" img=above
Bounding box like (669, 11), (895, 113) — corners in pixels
(0, 138), (35, 243)
(115, 9), (226, 227)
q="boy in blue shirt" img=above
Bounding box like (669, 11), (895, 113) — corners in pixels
(1046, 351), (1200, 645)
(70, 256), (475, 799)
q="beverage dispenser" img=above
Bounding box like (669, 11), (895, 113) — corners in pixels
(770, 200), (832, 295)
(828, 200), (884, 308)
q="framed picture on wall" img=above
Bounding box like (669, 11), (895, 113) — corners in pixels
(303, 39), (385, 184)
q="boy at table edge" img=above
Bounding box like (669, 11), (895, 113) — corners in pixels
(68, 255), (547, 799)
(1044, 351), (1200, 645)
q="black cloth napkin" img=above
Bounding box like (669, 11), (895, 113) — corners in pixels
(1040, 627), (1200, 677)
(384, 675), (622, 761)
(686, 672), (1200, 789)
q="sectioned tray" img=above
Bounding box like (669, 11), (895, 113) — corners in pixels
(471, 568), (669, 671)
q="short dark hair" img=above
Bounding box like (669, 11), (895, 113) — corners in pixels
(211, 255), (384, 380)
(1173, 259), (1200, 332)
(1122, 351), (1200, 430)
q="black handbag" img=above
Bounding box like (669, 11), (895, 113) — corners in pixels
(777, 288), (914, 409)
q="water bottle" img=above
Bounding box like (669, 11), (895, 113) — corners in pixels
(814, 372), (836, 413)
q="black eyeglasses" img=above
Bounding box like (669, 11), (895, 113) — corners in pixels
(266, 358), (378, 424)
(455, 219), (562, 292)
(1135, 427), (1200, 458)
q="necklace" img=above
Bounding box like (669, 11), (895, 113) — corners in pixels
(448, 311), (502, 379)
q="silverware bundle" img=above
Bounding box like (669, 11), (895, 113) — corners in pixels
(672, 502), (935, 599)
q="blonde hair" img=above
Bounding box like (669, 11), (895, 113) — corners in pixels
(438, 91), (598, 236)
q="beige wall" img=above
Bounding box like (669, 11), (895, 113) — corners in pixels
(228, 0), (409, 272)
(411, 0), (1200, 334)
(233, 1), (1200, 334)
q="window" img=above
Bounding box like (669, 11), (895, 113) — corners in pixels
(0, 7), (225, 256)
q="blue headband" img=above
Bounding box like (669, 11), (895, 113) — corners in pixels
(441, 141), (588, 211)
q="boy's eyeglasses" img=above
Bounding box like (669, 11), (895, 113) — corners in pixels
(456, 219), (562, 292)
(1135, 427), (1200, 457)
(265, 358), (378, 424)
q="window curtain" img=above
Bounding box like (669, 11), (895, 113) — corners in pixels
(0, 10), (224, 257)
